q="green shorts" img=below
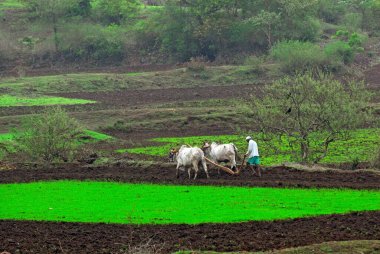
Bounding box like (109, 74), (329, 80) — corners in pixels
(247, 156), (260, 165)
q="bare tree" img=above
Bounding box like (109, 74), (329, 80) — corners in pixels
(249, 72), (373, 163)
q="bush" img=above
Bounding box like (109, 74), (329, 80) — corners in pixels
(14, 107), (83, 163)
(324, 41), (354, 64)
(370, 146), (380, 169)
(185, 57), (207, 72)
(92, 0), (141, 24)
(244, 55), (265, 74)
(270, 41), (326, 73)
(59, 23), (125, 63)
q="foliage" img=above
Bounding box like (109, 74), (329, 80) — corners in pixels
(249, 73), (373, 162)
(185, 57), (207, 72)
(14, 107), (83, 162)
(370, 146), (380, 169)
(270, 41), (327, 73)
(1, 181), (380, 224)
(59, 23), (125, 63)
(324, 41), (354, 65)
(92, 0), (141, 24)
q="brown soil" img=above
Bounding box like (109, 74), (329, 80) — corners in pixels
(1, 211), (380, 254)
(1, 164), (379, 189)
(365, 63), (380, 88)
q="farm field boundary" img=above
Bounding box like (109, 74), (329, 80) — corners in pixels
(0, 164), (380, 189)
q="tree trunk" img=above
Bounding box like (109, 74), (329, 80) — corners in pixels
(53, 14), (59, 53)
(301, 142), (309, 162)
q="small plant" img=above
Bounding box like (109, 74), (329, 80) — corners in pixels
(185, 57), (207, 72)
(14, 106), (83, 163)
(244, 55), (265, 74)
(370, 146), (380, 169)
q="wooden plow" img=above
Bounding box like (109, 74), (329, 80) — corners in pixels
(204, 157), (235, 175)
(204, 154), (247, 176)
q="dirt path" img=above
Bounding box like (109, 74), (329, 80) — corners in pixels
(1, 211), (379, 253)
(1, 164), (379, 189)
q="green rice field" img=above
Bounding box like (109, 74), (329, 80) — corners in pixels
(120, 128), (380, 165)
(1, 181), (379, 225)
(0, 95), (95, 107)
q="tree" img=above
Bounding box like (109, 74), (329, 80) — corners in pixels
(15, 107), (83, 163)
(249, 73), (373, 162)
(25, 0), (78, 52)
(245, 10), (281, 48)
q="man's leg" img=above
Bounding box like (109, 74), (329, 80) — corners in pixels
(248, 164), (256, 175)
(254, 165), (262, 177)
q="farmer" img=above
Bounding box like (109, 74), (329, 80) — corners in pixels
(168, 148), (177, 162)
(245, 136), (262, 177)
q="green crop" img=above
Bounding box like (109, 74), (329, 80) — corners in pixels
(0, 95), (95, 107)
(120, 129), (380, 165)
(1, 181), (379, 225)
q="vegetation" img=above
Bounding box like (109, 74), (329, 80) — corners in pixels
(270, 41), (327, 74)
(0, 95), (95, 107)
(0, 0), (379, 67)
(120, 129), (380, 165)
(0, 129), (112, 160)
(13, 107), (83, 162)
(0, 66), (264, 94)
(1, 180), (379, 224)
(249, 73), (374, 162)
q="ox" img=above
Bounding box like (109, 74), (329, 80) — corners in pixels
(176, 145), (209, 180)
(202, 142), (238, 173)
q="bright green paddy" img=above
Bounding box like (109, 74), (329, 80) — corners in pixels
(1, 181), (379, 225)
(0, 95), (95, 107)
(121, 128), (380, 165)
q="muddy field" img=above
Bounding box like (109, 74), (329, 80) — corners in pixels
(1, 211), (379, 253)
(1, 164), (380, 189)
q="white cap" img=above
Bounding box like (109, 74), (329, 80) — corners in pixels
(246, 136), (252, 141)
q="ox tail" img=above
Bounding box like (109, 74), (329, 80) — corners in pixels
(232, 144), (241, 160)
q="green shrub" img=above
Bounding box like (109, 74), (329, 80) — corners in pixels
(244, 55), (265, 74)
(370, 146), (380, 169)
(185, 57), (207, 72)
(270, 41), (326, 73)
(59, 23), (125, 63)
(324, 41), (354, 64)
(14, 107), (83, 163)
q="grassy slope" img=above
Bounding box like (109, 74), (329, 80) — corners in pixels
(0, 66), (265, 94)
(0, 95), (95, 107)
(120, 129), (380, 165)
(1, 181), (379, 225)
(0, 0), (24, 10)
(0, 130), (112, 158)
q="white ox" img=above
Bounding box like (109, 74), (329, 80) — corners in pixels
(176, 145), (209, 180)
(202, 142), (238, 172)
